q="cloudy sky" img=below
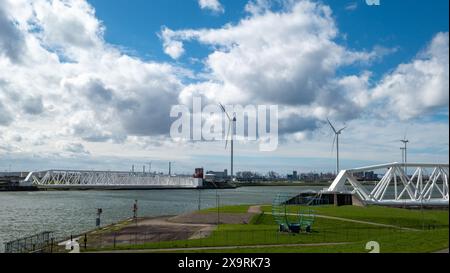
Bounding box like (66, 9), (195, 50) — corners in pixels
(0, 0), (448, 174)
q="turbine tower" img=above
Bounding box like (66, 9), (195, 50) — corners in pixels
(400, 138), (409, 174)
(220, 103), (237, 182)
(327, 118), (347, 176)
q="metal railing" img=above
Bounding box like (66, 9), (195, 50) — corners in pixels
(326, 162), (449, 206)
(4, 231), (54, 253)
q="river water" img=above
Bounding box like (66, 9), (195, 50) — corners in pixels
(0, 186), (323, 251)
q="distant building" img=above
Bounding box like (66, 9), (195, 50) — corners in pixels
(236, 171), (264, 182)
(354, 171), (379, 181)
(298, 172), (335, 182)
(193, 168), (204, 179)
(0, 172), (28, 178)
(287, 171), (299, 181)
(205, 169), (228, 182)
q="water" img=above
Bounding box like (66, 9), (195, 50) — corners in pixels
(0, 186), (322, 251)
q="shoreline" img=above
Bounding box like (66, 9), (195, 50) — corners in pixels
(0, 183), (328, 192)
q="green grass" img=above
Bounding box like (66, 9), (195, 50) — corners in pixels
(168, 228), (449, 253)
(263, 205), (449, 229)
(87, 213), (447, 252)
(163, 244), (361, 253)
(85, 205), (449, 253)
(249, 212), (266, 225)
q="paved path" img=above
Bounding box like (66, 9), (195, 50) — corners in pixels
(140, 217), (212, 228)
(93, 242), (351, 253)
(435, 248), (449, 253)
(247, 205), (262, 214)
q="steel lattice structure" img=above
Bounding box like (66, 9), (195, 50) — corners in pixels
(325, 163), (449, 206)
(21, 170), (203, 189)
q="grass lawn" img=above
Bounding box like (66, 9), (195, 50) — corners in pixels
(262, 205), (449, 229)
(168, 228), (449, 253)
(86, 205), (448, 253)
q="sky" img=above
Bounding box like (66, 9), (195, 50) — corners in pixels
(0, 0), (448, 175)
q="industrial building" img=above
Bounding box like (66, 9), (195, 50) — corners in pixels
(204, 169), (229, 183)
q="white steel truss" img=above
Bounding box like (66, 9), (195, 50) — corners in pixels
(326, 163), (449, 206)
(21, 170), (203, 189)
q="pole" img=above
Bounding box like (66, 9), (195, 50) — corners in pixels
(216, 191), (219, 226)
(404, 142), (408, 175)
(401, 148), (405, 165)
(231, 117), (236, 182)
(217, 194), (220, 227)
(96, 208), (102, 228)
(421, 198), (424, 230)
(133, 200), (138, 219)
(336, 134), (340, 175)
(231, 138), (233, 182)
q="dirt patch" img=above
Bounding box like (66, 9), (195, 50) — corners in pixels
(87, 216), (215, 248)
(86, 210), (259, 249)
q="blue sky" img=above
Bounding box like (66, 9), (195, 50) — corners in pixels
(0, 0), (448, 174)
(88, 0), (449, 80)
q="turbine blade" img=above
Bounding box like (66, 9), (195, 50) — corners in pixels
(338, 126), (347, 134)
(219, 103), (231, 120)
(327, 118), (337, 133)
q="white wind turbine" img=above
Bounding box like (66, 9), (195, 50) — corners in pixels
(327, 118), (347, 176)
(399, 130), (409, 174)
(220, 103), (237, 182)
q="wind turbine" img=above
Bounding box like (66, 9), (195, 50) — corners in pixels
(220, 103), (237, 182)
(400, 137), (409, 175)
(327, 118), (347, 176)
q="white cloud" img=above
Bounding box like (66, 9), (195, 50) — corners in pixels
(372, 32), (449, 119)
(0, 0), (184, 157)
(0, 0), (447, 172)
(198, 0), (224, 13)
(164, 0), (376, 124)
(245, 0), (271, 15)
(0, 2), (26, 63)
(61, 142), (90, 155)
(345, 2), (358, 11)
(161, 27), (185, 59)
